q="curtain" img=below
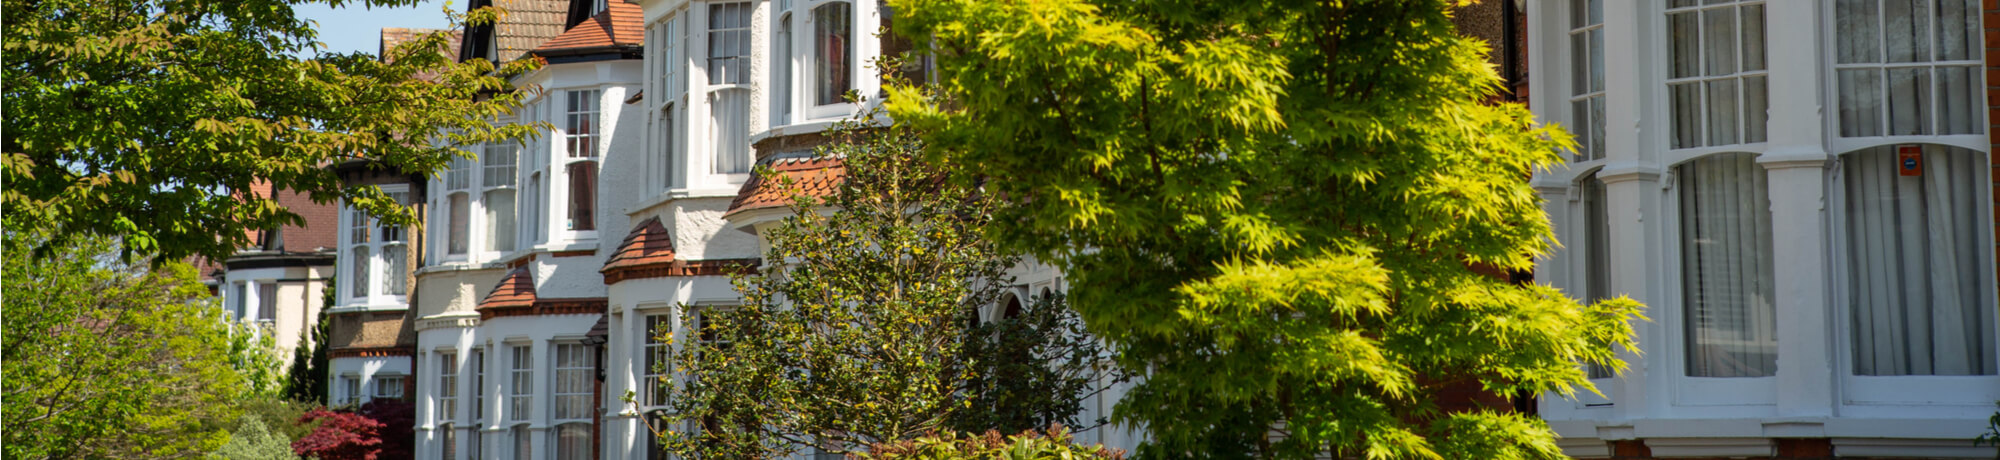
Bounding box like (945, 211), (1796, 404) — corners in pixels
(711, 90), (750, 174)
(815, 2), (852, 105)
(485, 189), (516, 253)
(1835, 0), (1982, 137)
(1844, 145), (1996, 375)
(555, 423), (591, 460)
(1679, 153), (1779, 378)
(384, 244), (407, 296)
(567, 161), (597, 231)
(351, 247), (370, 298)
(448, 193), (469, 254)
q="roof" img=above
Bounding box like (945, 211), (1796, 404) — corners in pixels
(601, 216), (677, 273)
(378, 27), (462, 61)
(532, 2), (643, 56)
(493, 0), (570, 62)
(726, 157), (846, 217)
(477, 267), (538, 311)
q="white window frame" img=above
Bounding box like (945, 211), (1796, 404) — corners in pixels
(438, 350), (460, 425)
(549, 342), (594, 460)
(443, 155), (475, 260)
(340, 374), (362, 406)
(649, 9), (689, 194)
(483, 143), (520, 255)
(558, 89), (603, 240)
(1564, 168), (1615, 408)
(1565, 0), (1606, 162)
(1663, 0), (1769, 151)
(798, 0), (869, 121)
(638, 310), (675, 412)
(374, 374), (406, 401)
(1656, 152), (1780, 410)
(340, 185), (411, 307)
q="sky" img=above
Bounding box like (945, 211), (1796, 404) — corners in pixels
(294, 0), (461, 56)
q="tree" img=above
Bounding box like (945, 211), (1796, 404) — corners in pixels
(285, 284), (334, 405)
(211, 416), (304, 460)
(885, 1), (1644, 458)
(658, 108), (1110, 459)
(1, 227), (252, 459)
(2, 0), (541, 262)
(293, 399), (413, 460)
(862, 426), (1126, 460)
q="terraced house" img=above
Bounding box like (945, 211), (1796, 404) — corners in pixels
(321, 0), (2000, 458)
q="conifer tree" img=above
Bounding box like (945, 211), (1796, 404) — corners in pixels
(885, 1), (1645, 458)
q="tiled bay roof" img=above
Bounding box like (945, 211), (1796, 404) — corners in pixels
(478, 267), (538, 311)
(493, 0), (569, 62)
(602, 217), (676, 272)
(725, 157), (846, 217)
(532, 2), (643, 55)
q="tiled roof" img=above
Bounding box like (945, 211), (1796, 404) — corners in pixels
(601, 216), (676, 272)
(494, 0), (570, 62)
(532, 2), (643, 55)
(477, 267), (538, 311)
(726, 157), (846, 217)
(378, 27), (462, 61)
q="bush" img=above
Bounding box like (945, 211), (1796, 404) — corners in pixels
(210, 416), (302, 460)
(861, 426), (1124, 460)
(293, 399), (413, 460)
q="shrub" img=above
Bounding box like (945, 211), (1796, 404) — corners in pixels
(861, 426), (1124, 460)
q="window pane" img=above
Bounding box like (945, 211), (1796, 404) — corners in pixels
(486, 190), (517, 253)
(351, 247), (371, 298)
(1678, 153), (1778, 378)
(1705, 79), (1740, 146)
(555, 423), (591, 460)
(1843, 145), (1996, 376)
(1739, 4), (1765, 71)
(1885, 67), (1931, 135)
(448, 194), (469, 255)
(512, 425), (532, 460)
(1670, 82), (1703, 149)
(774, 15), (793, 126)
(257, 282), (276, 321)
(713, 91), (750, 173)
(566, 90), (600, 158)
(1668, 12), (1700, 79)
(384, 244), (407, 295)
(1569, 31), (1589, 97)
(484, 144), (517, 188)
(1702, 7), (1737, 76)
(1936, 0), (1979, 61)
(1570, 99), (1591, 161)
(1935, 66), (1979, 135)
(1884, 0), (1931, 63)
(1588, 29), (1604, 92)
(1836, 0), (1881, 63)
(1838, 69), (1884, 137)
(814, 2), (854, 105)
(1582, 172), (1615, 379)
(1741, 75), (1768, 143)
(567, 162), (597, 231)
(1588, 96), (1605, 160)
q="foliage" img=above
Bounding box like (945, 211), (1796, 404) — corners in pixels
(1975, 400), (1999, 458)
(1, 0), (543, 262)
(951, 292), (1116, 435)
(229, 319), (290, 397)
(885, 0), (1645, 458)
(1, 227), (250, 459)
(238, 398), (321, 445)
(659, 105), (1109, 459)
(860, 426), (1126, 460)
(293, 399), (413, 460)
(285, 285), (335, 405)
(211, 416), (304, 460)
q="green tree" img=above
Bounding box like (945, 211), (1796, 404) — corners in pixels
(210, 416), (304, 460)
(885, 1), (1644, 459)
(659, 108), (1109, 459)
(2, 227), (253, 459)
(2, 0), (541, 262)
(284, 283), (334, 405)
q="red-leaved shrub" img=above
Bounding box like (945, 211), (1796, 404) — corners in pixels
(293, 400), (414, 460)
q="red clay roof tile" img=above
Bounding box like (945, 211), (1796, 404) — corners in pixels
(477, 267), (538, 311)
(725, 157), (847, 217)
(601, 216), (677, 272)
(532, 2), (643, 54)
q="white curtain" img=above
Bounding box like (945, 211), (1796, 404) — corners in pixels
(1679, 153), (1779, 378)
(712, 88), (750, 174)
(1844, 145), (1996, 375)
(1834, 0), (1981, 137)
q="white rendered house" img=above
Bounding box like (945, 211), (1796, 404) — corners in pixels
(1528, 1), (1998, 457)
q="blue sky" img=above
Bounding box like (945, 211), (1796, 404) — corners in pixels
(295, 0), (461, 56)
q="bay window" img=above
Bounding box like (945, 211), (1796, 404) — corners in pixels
(438, 351), (459, 424)
(375, 375), (405, 401)
(484, 144), (518, 253)
(1675, 153), (1777, 378)
(567, 162), (597, 231)
(507, 344), (533, 459)
(652, 10), (687, 192)
(773, 0), (795, 126)
(551, 343), (595, 460)
(1577, 171), (1615, 382)
(1666, 0), (1767, 149)
(256, 282), (276, 322)
(343, 187), (409, 305)
(1567, 0), (1604, 161)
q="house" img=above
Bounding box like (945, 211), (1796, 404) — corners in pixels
(203, 180), (341, 370)
(1528, 1), (1999, 458)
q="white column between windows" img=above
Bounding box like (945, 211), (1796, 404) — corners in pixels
(1596, 0), (1663, 424)
(1757, 0), (1835, 420)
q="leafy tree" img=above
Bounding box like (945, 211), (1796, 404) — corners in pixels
(1, 227), (251, 459)
(885, 1), (1644, 458)
(862, 426), (1126, 460)
(659, 108), (1110, 459)
(293, 399), (413, 460)
(211, 416), (304, 460)
(2, 0), (541, 262)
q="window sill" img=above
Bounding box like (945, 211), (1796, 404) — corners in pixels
(751, 119), (840, 144)
(625, 187), (743, 215)
(326, 302), (411, 314)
